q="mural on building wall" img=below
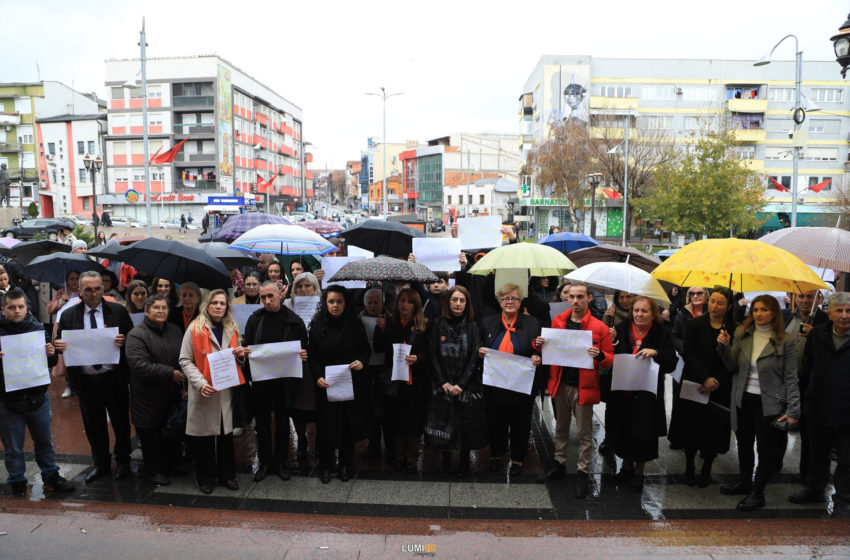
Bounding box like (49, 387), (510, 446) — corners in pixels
(217, 65), (234, 190)
(548, 66), (590, 123)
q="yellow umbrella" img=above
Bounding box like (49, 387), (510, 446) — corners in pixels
(468, 242), (576, 277)
(651, 239), (828, 294)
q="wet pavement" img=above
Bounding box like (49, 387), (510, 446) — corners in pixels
(1, 377), (848, 558)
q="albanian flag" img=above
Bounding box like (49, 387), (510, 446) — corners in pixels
(602, 189), (622, 200)
(768, 176), (789, 192)
(150, 137), (189, 165)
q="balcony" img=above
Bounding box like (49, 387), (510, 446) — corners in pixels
(187, 125), (215, 134)
(732, 128), (766, 142)
(185, 152), (216, 163)
(172, 95), (214, 107)
(726, 98), (768, 113)
(0, 142), (20, 152)
(0, 112), (21, 126)
(589, 96), (639, 111)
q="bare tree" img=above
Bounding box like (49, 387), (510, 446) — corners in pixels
(523, 120), (594, 231)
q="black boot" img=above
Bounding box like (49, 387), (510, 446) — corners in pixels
(697, 457), (715, 488)
(682, 450), (696, 486)
(737, 479), (766, 511)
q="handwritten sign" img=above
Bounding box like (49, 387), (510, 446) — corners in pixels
(1, 331), (50, 392)
(62, 327), (120, 367)
(482, 349), (535, 395)
(391, 343), (412, 382)
(325, 364), (354, 402)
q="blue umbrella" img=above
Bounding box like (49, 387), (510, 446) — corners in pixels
(536, 232), (599, 254)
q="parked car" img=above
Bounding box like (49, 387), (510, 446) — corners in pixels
(2, 218), (76, 240)
(429, 218), (445, 233)
(61, 215), (91, 227)
(159, 218), (199, 230)
(110, 216), (147, 228)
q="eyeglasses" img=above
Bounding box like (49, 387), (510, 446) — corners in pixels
(500, 297), (521, 303)
(691, 292), (706, 296)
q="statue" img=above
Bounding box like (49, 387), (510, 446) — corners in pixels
(0, 163), (11, 207)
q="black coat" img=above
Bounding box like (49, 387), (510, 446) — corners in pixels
(479, 313), (541, 405)
(0, 316), (58, 407)
(803, 321), (850, 428)
(608, 321), (677, 462)
(56, 299), (134, 387)
(667, 314), (734, 455)
(125, 317), (183, 429)
(167, 306), (199, 335)
(242, 305), (310, 408)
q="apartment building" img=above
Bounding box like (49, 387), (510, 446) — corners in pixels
(518, 55), (849, 236)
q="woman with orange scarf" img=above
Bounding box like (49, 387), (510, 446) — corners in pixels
(478, 283), (542, 477)
(178, 289), (248, 494)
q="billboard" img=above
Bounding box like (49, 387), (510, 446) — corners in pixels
(217, 65), (234, 190)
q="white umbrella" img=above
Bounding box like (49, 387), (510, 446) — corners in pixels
(228, 223), (336, 256)
(565, 262), (670, 305)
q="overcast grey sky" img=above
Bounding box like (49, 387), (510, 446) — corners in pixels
(2, 0), (844, 168)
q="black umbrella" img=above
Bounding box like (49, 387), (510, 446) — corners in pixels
(117, 238), (231, 289)
(194, 242), (260, 269)
(23, 253), (103, 285)
(340, 219), (424, 257)
(198, 228), (219, 243)
(567, 244), (662, 274)
(9, 240), (72, 266)
(87, 241), (134, 261)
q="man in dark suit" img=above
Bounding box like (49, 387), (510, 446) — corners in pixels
(54, 271), (134, 482)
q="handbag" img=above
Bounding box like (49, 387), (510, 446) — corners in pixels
(423, 392), (457, 449)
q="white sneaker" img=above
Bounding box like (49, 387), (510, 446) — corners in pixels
(61, 387), (73, 398)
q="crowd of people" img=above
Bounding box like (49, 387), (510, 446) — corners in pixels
(0, 230), (846, 519)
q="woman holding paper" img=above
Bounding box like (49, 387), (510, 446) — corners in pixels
(717, 294), (799, 511)
(178, 289), (248, 494)
(479, 283), (542, 477)
(309, 285), (371, 483)
(374, 288), (430, 474)
(669, 287), (735, 487)
(430, 286), (486, 477)
(609, 296), (677, 491)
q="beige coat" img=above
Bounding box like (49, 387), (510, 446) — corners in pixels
(179, 323), (236, 437)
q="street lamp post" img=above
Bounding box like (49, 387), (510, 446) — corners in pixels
(607, 116), (630, 246)
(366, 87), (403, 219)
(300, 140), (312, 211)
(587, 172), (602, 238)
(83, 154), (103, 240)
(830, 13), (850, 77)
(755, 35), (804, 227)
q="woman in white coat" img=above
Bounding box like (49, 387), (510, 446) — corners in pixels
(179, 289), (248, 494)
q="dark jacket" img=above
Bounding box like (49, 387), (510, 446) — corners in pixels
(479, 312), (541, 404)
(0, 316), (58, 406)
(803, 321), (850, 428)
(125, 317), (183, 428)
(56, 299), (134, 386)
(431, 316), (481, 395)
(167, 306), (200, 335)
(242, 304), (310, 408)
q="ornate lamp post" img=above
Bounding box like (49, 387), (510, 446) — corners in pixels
(831, 13), (850, 77)
(83, 153), (103, 239)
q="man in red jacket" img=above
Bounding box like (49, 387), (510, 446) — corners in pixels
(536, 282), (614, 498)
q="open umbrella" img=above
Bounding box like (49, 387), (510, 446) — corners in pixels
(117, 238), (231, 289)
(468, 243), (576, 277)
(213, 212), (292, 242)
(23, 253), (103, 285)
(565, 262), (670, 304)
(567, 244), (661, 273)
(0, 238), (21, 253)
(229, 223), (336, 256)
(340, 219), (424, 257)
(651, 239), (829, 294)
(758, 227), (850, 273)
(300, 219), (344, 237)
(87, 238), (144, 261)
(536, 232), (599, 254)
(9, 240), (72, 266)
(328, 256), (438, 283)
(194, 242), (260, 269)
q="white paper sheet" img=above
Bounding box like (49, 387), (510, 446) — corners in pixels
(325, 364), (354, 402)
(670, 353), (684, 383)
(292, 296), (320, 329)
(130, 312), (145, 326)
(61, 327), (120, 367)
(391, 343), (412, 382)
(231, 304), (262, 334)
(611, 353), (659, 395)
(540, 328), (594, 369)
(1, 331), (50, 392)
(482, 349), (536, 395)
(548, 301), (572, 322)
(321, 256), (367, 289)
(679, 379), (710, 404)
(206, 348), (242, 390)
(347, 245), (374, 258)
(361, 316), (384, 365)
(458, 215), (503, 250)
(494, 269), (528, 299)
(412, 238), (461, 272)
(247, 340), (302, 381)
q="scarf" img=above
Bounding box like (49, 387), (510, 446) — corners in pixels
(631, 323), (651, 354)
(498, 313), (518, 354)
(191, 324), (245, 387)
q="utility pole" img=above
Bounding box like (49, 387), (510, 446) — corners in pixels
(365, 87), (403, 218)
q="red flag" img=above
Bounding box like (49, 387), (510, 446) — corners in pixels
(807, 179), (831, 193)
(602, 189), (622, 200)
(150, 137), (189, 164)
(147, 146), (163, 165)
(768, 176), (789, 192)
(258, 175), (276, 193)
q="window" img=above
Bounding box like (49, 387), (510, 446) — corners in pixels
(147, 85), (162, 98)
(730, 113), (764, 130)
(77, 141), (85, 154)
(808, 176), (832, 191)
(736, 146), (756, 160)
(110, 87), (124, 100)
(79, 169), (88, 183)
(47, 143), (55, 155)
(812, 88), (843, 103)
(128, 87), (143, 99)
(113, 168), (129, 183)
(682, 87), (714, 101)
(51, 170), (57, 182)
(726, 87), (759, 99)
(803, 147), (838, 161)
(447, 195), (452, 205)
(808, 119), (840, 133)
(599, 85), (632, 98)
(17, 125), (33, 144)
(132, 168), (145, 182)
(152, 169), (164, 181)
(640, 115), (674, 130)
(641, 86), (676, 100)
(479, 194), (485, 204)
(82, 198), (89, 210)
(768, 88), (795, 102)
(148, 114), (163, 127)
(768, 175), (791, 190)
(88, 141), (95, 154)
(764, 147), (793, 160)
(458, 195), (464, 204)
